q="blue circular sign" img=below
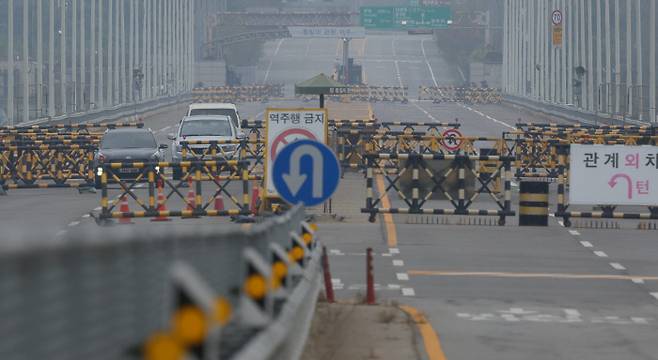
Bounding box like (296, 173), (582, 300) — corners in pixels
(272, 140), (341, 206)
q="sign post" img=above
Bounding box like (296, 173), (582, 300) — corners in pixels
(569, 144), (658, 205)
(265, 108), (329, 200)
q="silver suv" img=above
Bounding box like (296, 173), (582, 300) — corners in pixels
(168, 115), (245, 179)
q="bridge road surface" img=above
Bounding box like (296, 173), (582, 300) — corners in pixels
(259, 33), (658, 359)
(1, 30), (656, 359)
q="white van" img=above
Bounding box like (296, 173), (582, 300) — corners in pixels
(187, 103), (241, 130)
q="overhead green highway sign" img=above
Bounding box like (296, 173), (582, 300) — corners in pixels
(360, 6), (452, 30)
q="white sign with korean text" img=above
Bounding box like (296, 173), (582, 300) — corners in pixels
(288, 26), (366, 39)
(570, 144), (658, 205)
(265, 108), (328, 198)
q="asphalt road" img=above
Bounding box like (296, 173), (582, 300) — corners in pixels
(3, 31), (657, 360)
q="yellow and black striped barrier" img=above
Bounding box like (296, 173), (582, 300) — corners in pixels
(363, 152), (515, 225)
(97, 159), (252, 222)
(518, 181), (549, 226)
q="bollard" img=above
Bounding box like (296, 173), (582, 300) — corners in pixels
(321, 246), (335, 303)
(519, 181), (549, 226)
(366, 248), (375, 305)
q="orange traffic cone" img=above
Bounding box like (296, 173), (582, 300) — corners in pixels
(214, 193), (225, 212)
(250, 186), (261, 215)
(183, 178), (198, 218)
(151, 181), (171, 222)
(118, 196), (134, 225)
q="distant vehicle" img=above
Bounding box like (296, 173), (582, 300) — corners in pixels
(168, 115), (245, 180)
(94, 128), (167, 188)
(186, 103), (242, 130)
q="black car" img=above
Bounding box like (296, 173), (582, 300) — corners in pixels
(94, 128), (167, 188)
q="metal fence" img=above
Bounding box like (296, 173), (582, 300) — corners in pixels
(0, 206), (321, 360)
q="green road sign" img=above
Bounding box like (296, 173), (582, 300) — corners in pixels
(360, 6), (452, 30)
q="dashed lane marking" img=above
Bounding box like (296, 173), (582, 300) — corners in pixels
(67, 221), (80, 227)
(650, 293), (658, 300)
(81, 214), (90, 219)
(580, 241), (593, 248)
(632, 278), (645, 284)
(389, 248), (400, 254)
(399, 305), (447, 360)
(55, 230), (67, 238)
(393, 259), (405, 267)
(420, 38), (438, 87)
(594, 251), (609, 258)
(610, 263), (627, 271)
(402, 288), (416, 296)
(408, 270), (658, 282)
(568, 230), (580, 236)
(397, 273), (410, 281)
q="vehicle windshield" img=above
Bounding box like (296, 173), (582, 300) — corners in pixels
(189, 109), (239, 128)
(180, 119), (233, 137)
(101, 131), (157, 149)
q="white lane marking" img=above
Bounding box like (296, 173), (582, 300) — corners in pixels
(458, 103), (515, 130)
(94, 206), (102, 211)
(412, 102), (438, 122)
(81, 214), (90, 218)
(558, 220), (565, 227)
(67, 221), (80, 227)
(329, 249), (344, 256)
(394, 60), (404, 88)
(402, 288), (416, 296)
(55, 230), (67, 238)
(155, 125), (172, 134)
(393, 259), (405, 267)
(382, 253), (392, 257)
(304, 39), (311, 57)
(650, 292), (658, 300)
(263, 38), (284, 84)
(420, 38), (438, 87)
(387, 284), (401, 290)
(568, 230), (580, 236)
(631, 278), (645, 284)
(563, 309), (582, 318)
(610, 263), (626, 271)
(631, 317), (651, 324)
(580, 241), (593, 248)
(389, 248), (400, 254)
(397, 273), (410, 281)
(594, 251), (609, 258)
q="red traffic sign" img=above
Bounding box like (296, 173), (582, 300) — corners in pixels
(270, 128), (317, 161)
(552, 10), (563, 25)
(441, 128), (463, 152)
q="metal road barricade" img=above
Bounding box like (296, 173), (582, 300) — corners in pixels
(362, 152), (515, 225)
(97, 159), (253, 222)
(0, 206), (322, 360)
(418, 86), (502, 104)
(179, 140), (265, 180)
(0, 142), (96, 190)
(553, 147), (658, 226)
(0, 121), (144, 135)
(192, 85), (285, 103)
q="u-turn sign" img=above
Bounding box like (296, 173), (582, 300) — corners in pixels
(272, 140), (340, 206)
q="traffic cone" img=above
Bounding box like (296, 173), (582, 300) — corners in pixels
(118, 196), (134, 225)
(183, 178), (198, 218)
(214, 193), (225, 212)
(151, 181), (171, 222)
(250, 186), (261, 215)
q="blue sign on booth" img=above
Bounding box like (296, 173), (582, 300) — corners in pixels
(272, 140), (340, 206)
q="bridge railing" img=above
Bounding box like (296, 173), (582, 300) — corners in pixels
(0, 206), (321, 360)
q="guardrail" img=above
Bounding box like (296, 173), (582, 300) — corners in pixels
(0, 206), (321, 360)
